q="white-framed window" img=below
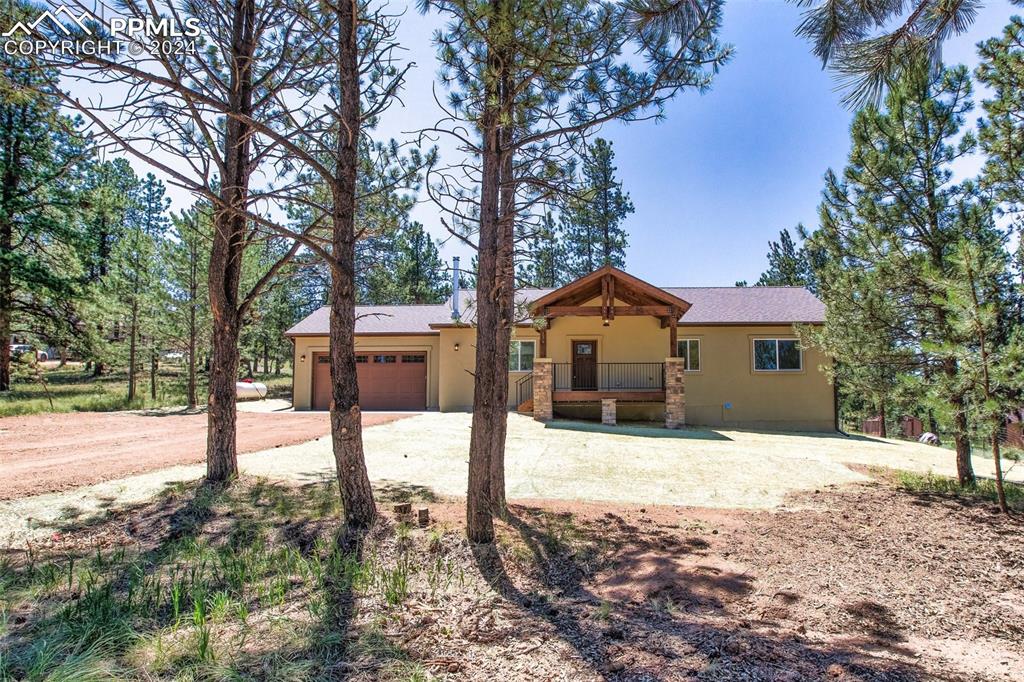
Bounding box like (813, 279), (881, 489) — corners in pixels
(753, 338), (802, 371)
(676, 339), (701, 371)
(509, 340), (536, 371)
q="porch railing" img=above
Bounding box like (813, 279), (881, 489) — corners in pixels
(553, 362), (664, 392)
(515, 372), (533, 406)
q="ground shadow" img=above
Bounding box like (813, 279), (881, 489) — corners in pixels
(544, 420), (732, 441)
(469, 504), (927, 680)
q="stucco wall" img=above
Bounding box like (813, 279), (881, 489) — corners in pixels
(437, 326), (540, 411)
(291, 320), (835, 432)
(290, 334), (441, 410)
(674, 325), (834, 431)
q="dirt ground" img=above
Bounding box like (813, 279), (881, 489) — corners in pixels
(9, 472), (1021, 680)
(0, 409), (408, 500)
(224, 413), (1024, 508)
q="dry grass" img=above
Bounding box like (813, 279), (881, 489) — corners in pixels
(2, 474), (1021, 681)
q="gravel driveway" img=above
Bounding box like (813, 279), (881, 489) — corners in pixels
(3, 412), (1019, 545)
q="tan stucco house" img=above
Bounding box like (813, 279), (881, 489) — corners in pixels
(285, 265), (836, 432)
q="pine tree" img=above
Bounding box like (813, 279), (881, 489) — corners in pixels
(928, 215), (1019, 513)
(423, 0), (728, 541)
(563, 138), (633, 278)
(0, 55), (86, 391)
(803, 63), (981, 484)
(755, 226), (816, 291)
(518, 211), (565, 288)
(977, 18), (1024, 324)
(393, 222), (449, 304)
(166, 207), (212, 409)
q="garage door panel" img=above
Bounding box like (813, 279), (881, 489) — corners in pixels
(315, 351), (425, 410)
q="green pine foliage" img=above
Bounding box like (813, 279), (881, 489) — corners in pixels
(802, 64), (994, 479)
(518, 211), (566, 288)
(360, 221), (450, 305)
(755, 226), (816, 291)
(562, 138), (634, 278)
(0, 54), (88, 389)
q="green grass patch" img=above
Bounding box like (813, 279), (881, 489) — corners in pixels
(0, 364), (292, 417)
(892, 470), (1024, 511)
(0, 478), (444, 681)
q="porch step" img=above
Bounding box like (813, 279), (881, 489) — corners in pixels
(516, 399), (533, 414)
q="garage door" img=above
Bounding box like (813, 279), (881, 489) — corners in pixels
(312, 352), (426, 411)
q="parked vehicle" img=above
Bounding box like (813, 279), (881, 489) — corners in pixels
(9, 344), (47, 361)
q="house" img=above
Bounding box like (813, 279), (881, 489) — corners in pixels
(285, 265), (835, 431)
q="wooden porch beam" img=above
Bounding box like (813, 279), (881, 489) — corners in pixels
(546, 305), (676, 317)
(601, 275), (610, 320)
(608, 277), (615, 320)
(539, 327), (547, 357)
(669, 316), (678, 357)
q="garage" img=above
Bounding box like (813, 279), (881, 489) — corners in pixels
(312, 352), (427, 411)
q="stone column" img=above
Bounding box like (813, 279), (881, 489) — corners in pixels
(664, 357), (686, 429)
(533, 358), (553, 422)
(601, 398), (617, 426)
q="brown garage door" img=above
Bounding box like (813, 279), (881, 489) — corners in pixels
(312, 352), (426, 411)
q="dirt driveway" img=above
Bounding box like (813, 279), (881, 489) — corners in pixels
(237, 412), (1023, 508)
(0, 409), (407, 500)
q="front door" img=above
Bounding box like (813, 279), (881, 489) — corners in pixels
(572, 340), (597, 390)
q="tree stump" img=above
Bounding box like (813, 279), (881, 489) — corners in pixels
(417, 507), (430, 527)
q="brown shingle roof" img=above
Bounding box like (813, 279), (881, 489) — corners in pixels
(285, 304), (451, 336)
(285, 287), (824, 336)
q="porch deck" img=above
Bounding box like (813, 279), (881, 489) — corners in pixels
(552, 390), (666, 403)
(552, 362), (665, 403)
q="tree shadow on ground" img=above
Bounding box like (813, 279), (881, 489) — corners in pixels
(472, 504), (927, 680)
(544, 420), (732, 441)
(1, 476), (426, 680)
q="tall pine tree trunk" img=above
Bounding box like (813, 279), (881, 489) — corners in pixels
(207, 312), (240, 481)
(487, 63), (516, 516)
(991, 429), (1009, 515)
(187, 307), (198, 410)
(1, 150), (14, 392)
(205, 0), (256, 484)
(878, 395), (887, 438)
(150, 351), (158, 400)
(327, 0), (376, 529)
(467, 109), (502, 543)
(128, 299), (138, 401)
(943, 356), (975, 486)
(0, 231), (10, 393)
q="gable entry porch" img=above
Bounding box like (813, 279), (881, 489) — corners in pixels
(523, 266), (688, 428)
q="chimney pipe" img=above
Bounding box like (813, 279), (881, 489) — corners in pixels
(451, 256), (461, 320)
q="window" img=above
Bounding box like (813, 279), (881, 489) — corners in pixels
(508, 340), (536, 371)
(401, 354), (425, 363)
(676, 339), (701, 371)
(374, 355), (396, 364)
(355, 355), (368, 363)
(753, 339), (801, 371)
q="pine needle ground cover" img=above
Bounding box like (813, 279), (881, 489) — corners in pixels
(1, 473), (1021, 681)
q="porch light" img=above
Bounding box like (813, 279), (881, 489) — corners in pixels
(300, 354), (306, 363)
(602, 318), (610, 327)
(454, 343), (460, 351)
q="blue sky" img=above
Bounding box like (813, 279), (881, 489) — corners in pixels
(372, 0), (1019, 286)
(88, 0), (1018, 287)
